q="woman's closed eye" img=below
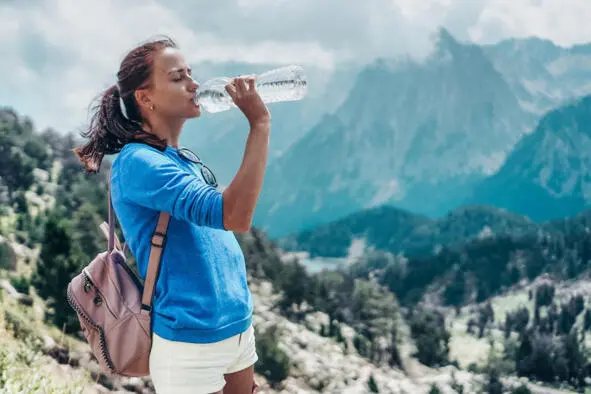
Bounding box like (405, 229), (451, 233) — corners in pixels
(172, 74), (195, 83)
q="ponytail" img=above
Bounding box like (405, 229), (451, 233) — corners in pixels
(73, 85), (129, 173)
(73, 84), (164, 173)
(73, 36), (176, 173)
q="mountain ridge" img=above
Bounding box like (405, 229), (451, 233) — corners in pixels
(254, 29), (529, 238)
(468, 94), (591, 221)
(277, 204), (543, 259)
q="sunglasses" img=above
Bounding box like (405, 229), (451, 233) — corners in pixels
(177, 147), (218, 188)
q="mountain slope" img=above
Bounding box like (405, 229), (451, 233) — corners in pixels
(254, 29), (528, 238)
(468, 95), (591, 221)
(1, 108), (584, 394)
(482, 37), (591, 118)
(278, 204), (537, 258)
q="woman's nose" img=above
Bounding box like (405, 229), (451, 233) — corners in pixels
(190, 78), (199, 91)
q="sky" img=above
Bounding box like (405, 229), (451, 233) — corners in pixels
(1, 0), (591, 134)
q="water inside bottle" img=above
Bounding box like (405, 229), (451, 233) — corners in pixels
(197, 65), (308, 113)
(257, 74), (308, 103)
(196, 77), (233, 113)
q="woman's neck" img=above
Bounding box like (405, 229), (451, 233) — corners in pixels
(142, 116), (185, 148)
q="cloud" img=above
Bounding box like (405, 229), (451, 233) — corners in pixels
(0, 0), (337, 133)
(469, 0), (591, 45)
(163, 0), (457, 61)
(1, 0), (591, 134)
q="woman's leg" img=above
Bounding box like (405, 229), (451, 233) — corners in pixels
(223, 364), (257, 394)
(223, 324), (259, 393)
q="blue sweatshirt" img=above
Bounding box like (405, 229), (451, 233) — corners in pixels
(110, 142), (253, 343)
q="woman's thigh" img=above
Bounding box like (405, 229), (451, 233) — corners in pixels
(224, 364), (257, 394)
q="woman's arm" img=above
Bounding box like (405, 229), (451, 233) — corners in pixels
(222, 119), (270, 232)
(220, 77), (271, 233)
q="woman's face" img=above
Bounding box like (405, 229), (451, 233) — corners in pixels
(139, 47), (201, 119)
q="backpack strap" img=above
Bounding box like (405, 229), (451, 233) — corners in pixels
(107, 186), (119, 252)
(106, 168), (170, 315)
(140, 211), (170, 314)
(105, 169), (122, 252)
(106, 195), (123, 253)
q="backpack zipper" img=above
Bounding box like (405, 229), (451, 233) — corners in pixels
(66, 280), (116, 374)
(112, 257), (144, 292)
(81, 270), (118, 320)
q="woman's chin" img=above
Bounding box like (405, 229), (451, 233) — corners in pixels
(187, 106), (202, 118)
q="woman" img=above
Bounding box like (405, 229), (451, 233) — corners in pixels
(73, 36), (270, 394)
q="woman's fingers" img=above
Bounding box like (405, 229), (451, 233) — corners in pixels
(246, 77), (256, 92)
(235, 78), (248, 95)
(225, 78), (238, 100)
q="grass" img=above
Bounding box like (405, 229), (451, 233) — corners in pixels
(0, 284), (94, 394)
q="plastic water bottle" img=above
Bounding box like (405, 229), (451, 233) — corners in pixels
(196, 65), (308, 113)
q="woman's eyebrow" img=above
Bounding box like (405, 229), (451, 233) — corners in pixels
(168, 67), (192, 75)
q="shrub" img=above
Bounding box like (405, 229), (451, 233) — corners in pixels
(428, 384), (442, 394)
(254, 324), (291, 387)
(9, 275), (30, 295)
(511, 384), (532, 394)
(367, 374), (379, 393)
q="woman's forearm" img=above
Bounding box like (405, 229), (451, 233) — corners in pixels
(222, 120), (270, 232)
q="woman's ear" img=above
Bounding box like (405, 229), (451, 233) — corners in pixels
(135, 89), (152, 111)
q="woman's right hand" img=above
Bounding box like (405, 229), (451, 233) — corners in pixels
(225, 77), (271, 127)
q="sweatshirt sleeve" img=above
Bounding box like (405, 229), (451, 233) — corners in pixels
(118, 146), (226, 230)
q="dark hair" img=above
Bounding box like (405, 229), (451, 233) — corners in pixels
(73, 35), (178, 173)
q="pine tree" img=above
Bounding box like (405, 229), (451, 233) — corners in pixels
(71, 202), (104, 260)
(32, 211), (85, 332)
(409, 307), (450, 367)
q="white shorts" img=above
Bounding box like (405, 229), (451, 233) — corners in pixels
(148, 324), (258, 394)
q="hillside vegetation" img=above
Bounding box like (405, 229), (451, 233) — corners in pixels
(0, 107), (588, 393)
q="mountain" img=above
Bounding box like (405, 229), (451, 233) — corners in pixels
(370, 209), (591, 307)
(253, 28), (530, 238)
(1, 107), (586, 394)
(180, 61), (359, 185)
(482, 37), (591, 119)
(278, 204), (538, 258)
(468, 95), (591, 221)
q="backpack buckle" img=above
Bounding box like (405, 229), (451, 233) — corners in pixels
(151, 231), (166, 248)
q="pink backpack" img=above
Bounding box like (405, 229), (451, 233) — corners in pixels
(66, 177), (170, 377)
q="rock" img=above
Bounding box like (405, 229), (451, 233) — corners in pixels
(0, 279), (20, 297)
(47, 345), (70, 365)
(32, 168), (49, 183)
(42, 334), (56, 351)
(121, 377), (145, 392)
(0, 240), (17, 270)
(68, 351), (82, 368)
(87, 362), (118, 391)
(83, 384), (111, 394)
(303, 311), (329, 333)
(17, 295), (34, 306)
(143, 379), (156, 393)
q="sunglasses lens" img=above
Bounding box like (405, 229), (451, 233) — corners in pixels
(178, 148), (217, 187)
(180, 148), (200, 162)
(201, 166), (217, 187)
